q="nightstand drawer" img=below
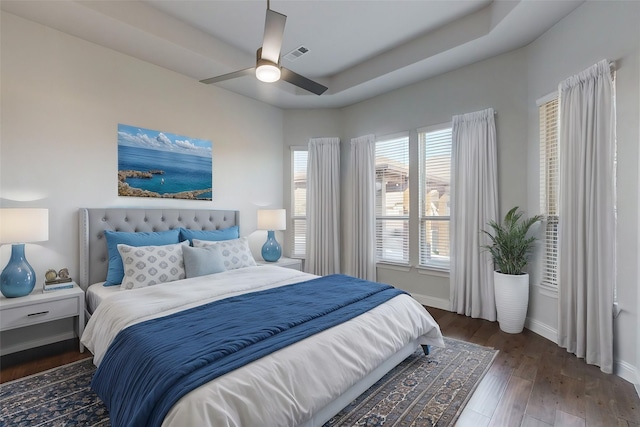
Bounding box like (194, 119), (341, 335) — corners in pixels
(0, 297), (79, 331)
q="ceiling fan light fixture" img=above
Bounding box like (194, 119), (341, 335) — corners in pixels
(256, 61), (281, 83)
(200, 5), (327, 95)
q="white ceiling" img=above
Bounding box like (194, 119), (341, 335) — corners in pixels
(1, 0), (584, 109)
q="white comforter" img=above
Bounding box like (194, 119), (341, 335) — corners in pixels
(81, 266), (444, 427)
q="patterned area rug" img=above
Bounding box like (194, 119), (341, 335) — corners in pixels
(0, 337), (496, 427)
(325, 338), (498, 426)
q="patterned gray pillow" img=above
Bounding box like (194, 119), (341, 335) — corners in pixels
(117, 241), (188, 290)
(192, 237), (257, 270)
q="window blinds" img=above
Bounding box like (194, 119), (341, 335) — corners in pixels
(375, 135), (410, 264)
(419, 127), (452, 269)
(291, 150), (308, 258)
(539, 97), (559, 287)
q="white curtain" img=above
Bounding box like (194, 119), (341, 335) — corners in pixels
(557, 60), (615, 373)
(450, 108), (499, 321)
(306, 137), (341, 276)
(348, 135), (376, 281)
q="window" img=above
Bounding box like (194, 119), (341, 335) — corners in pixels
(419, 126), (452, 270)
(291, 148), (308, 258)
(375, 134), (410, 264)
(539, 95), (559, 287)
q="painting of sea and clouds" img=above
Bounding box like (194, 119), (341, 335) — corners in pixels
(117, 124), (213, 200)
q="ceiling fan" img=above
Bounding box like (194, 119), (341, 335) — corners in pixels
(200, 1), (328, 95)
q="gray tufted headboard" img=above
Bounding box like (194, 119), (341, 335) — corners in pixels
(78, 208), (239, 291)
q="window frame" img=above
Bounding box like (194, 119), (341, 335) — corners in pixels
(418, 123), (452, 271)
(538, 92), (559, 289)
(375, 132), (411, 265)
(290, 146), (308, 259)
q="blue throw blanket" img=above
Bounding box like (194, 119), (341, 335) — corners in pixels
(91, 274), (407, 427)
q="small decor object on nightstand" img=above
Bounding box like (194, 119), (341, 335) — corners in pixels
(43, 267), (73, 292)
(43, 280), (75, 292)
(45, 269), (57, 282)
(58, 268), (70, 279)
(44, 267), (72, 284)
(0, 208), (49, 298)
(257, 209), (286, 262)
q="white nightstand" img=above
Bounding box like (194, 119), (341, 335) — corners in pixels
(0, 284), (85, 353)
(257, 257), (302, 271)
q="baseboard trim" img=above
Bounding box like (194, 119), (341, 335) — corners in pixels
(525, 317), (558, 343)
(411, 293), (450, 311)
(615, 359), (639, 385)
(0, 331), (76, 356)
(524, 317), (639, 385)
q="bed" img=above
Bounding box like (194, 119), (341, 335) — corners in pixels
(78, 208), (444, 427)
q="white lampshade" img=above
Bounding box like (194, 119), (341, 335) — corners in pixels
(255, 63), (281, 83)
(257, 209), (286, 231)
(0, 208), (49, 244)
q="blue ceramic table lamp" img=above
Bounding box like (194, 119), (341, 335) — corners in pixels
(257, 209), (286, 262)
(0, 208), (49, 298)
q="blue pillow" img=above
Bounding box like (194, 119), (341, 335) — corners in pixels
(182, 245), (227, 279)
(179, 226), (239, 244)
(103, 229), (180, 286)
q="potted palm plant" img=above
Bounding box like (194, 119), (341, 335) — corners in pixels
(482, 207), (543, 333)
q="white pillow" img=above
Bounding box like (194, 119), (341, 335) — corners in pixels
(117, 241), (188, 290)
(193, 237), (257, 270)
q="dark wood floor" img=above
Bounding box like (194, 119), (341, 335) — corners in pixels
(1, 309), (638, 426)
(428, 308), (640, 427)
(0, 339), (91, 384)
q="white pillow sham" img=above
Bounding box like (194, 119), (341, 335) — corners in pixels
(192, 236), (257, 270)
(117, 241), (188, 290)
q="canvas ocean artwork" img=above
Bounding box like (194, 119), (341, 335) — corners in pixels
(117, 124), (213, 200)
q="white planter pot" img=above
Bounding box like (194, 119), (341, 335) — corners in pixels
(494, 271), (529, 334)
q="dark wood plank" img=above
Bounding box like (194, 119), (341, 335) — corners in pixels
(466, 319), (497, 346)
(465, 372), (510, 417)
(556, 374), (585, 419)
(441, 313), (483, 341)
(610, 375), (640, 424)
(487, 347), (522, 378)
(513, 354), (539, 382)
(429, 308), (458, 330)
(487, 375), (533, 427)
(554, 409), (585, 427)
(584, 374), (619, 426)
(561, 351), (585, 381)
(455, 407), (491, 427)
(524, 359), (560, 424)
(522, 414), (553, 427)
(519, 330), (549, 359)
(0, 339), (90, 384)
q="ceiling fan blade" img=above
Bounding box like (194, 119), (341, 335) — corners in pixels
(281, 67), (328, 95)
(261, 8), (286, 63)
(200, 68), (255, 84)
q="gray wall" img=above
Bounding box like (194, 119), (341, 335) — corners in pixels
(282, 109), (344, 259)
(341, 48), (528, 307)
(0, 12), (284, 353)
(283, 48), (529, 308)
(637, 42), (640, 393)
(525, 0), (640, 383)
(282, 2), (640, 385)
